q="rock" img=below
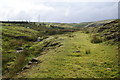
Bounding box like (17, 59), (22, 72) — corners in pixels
(31, 62), (38, 65)
(28, 61), (32, 65)
(27, 27), (30, 28)
(16, 50), (23, 53)
(22, 65), (30, 70)
(17, 47), (23, 50)
(73, 50), (80, 53)
(57, 44), (62, 47)
(49, 42), (60, 46)
(31, 58), (38, 62)
(16, 47), (24, 53)
(37, 37), (41, 42)
(37, 37), (43, 42)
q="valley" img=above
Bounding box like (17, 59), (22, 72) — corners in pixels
(1, 19), (120, 78)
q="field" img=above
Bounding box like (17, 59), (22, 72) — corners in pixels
(1, 19), (120, 78)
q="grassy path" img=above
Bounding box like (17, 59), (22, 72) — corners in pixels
(16, 32), (118, 78)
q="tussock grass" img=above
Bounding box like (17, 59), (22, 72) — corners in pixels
(91, 34), (103, 43)
(85, 49), (91, 54)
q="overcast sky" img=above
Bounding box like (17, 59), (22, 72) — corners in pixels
(0, 0), (119, 23)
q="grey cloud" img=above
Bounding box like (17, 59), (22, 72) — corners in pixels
(0, 1), (118, 23)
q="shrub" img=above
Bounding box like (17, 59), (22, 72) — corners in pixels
(85, 30), (89, 33)
(9, 39), (25, 47)
(91, 34), (103, 43)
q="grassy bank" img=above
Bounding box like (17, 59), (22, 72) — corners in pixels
(2, 19), (119, 78)
(15, 32), (119, 78)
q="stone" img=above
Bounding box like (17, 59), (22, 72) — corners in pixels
(22, 65), (30, 70)
(17, 47), (23, 50)
(28, 61), (32, 65)
(49, 42), (60, 46)
(16, 50), (23, 53)
(27, 27), (30, 28)
(31, 58), (38, 62)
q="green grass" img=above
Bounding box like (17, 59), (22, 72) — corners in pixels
(2, 25), (40, 77)
(2, 25), (39, 53)
(2, 26), (39, 41)
(15, 32), (119, 78)
(2, 20), (119, 78)
(86, 19), (116, 27)
(91, 34), (103, 43)
(2, 24), (65, 78)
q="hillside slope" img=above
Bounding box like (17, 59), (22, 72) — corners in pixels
(2, 25), (40, 77)
(83, 19), (119, 45)
(15, 32), (119, 78)
(85, 19), (116, 27)
(2, 22), (78, 78)
(2, 19), (119, 78)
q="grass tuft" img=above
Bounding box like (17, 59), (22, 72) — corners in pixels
(85, 49), (91, 54)
(91, 34), (103, 43)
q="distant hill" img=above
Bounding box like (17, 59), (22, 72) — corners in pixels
(40, 19), (116, 28)
(68, 22), (92, 27)
(85, 19), (116, 27)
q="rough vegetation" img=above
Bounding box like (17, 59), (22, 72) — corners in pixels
(83, 19), (119, 45)
(1, 19), (120, 78)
